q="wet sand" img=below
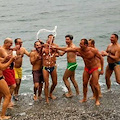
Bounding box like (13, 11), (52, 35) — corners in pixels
(6, 85), (120, 120)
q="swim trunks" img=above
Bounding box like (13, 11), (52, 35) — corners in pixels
(14, 67), (22, 79)
(10, 62), (14, 69)
(3, 68), (16, 86)
(43, 66), (55, 73)
(67, 62), (78, 71)
(108, 61), (120, 70)
(98, 67), (101, 72)
(0, 76), (4, 80)
(85, 67), (98, 74)
(32, 70), (44, 83)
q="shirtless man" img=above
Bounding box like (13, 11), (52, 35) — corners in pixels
(88, 39), (103, 99)
(42, 35), (59, 103)
(56, 35), (79, 97)
(55, 38), (103, 105)
(0, 55), (16, 120)
(1, 38), (16, 107)
(13, 38), (30, 100)
(101, 34), (120, 89)
(30, 41), (43, 101)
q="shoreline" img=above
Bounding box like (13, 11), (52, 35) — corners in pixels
(5, 85), (120, 120)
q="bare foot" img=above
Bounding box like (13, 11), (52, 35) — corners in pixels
(38, 96), (42, 100)
(33, 95), (38, 101)
(8, 101), (14, 108)
(7, 106), (13, 109)
(46, 98), (49, 104)
(64, 93), (73, 98)
(79, 98), (87, 103)
(99, 94), (103, 98)
(89, 96), (95, 100)
(13, 95), (19, 101)
(0, 115), (11, 120)
(95, 100), (100, 106)
(49, 94), (56, 100)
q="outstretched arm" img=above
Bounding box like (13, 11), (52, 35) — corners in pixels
(24, 48), (30, 57)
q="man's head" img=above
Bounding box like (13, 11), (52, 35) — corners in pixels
(4, 38), (13, 49)
(34, 41), (42, 51)
(79, 38), (88, 49)
(65, 34), (73, 45)
(14, 38), (23, 47)
(47, 34), (55, 44)
(110, 34), (119, 44)
(88, 39), (95, 48)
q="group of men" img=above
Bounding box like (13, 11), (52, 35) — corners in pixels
(0, 33), (120, 119)
(0, 38), (29, 119)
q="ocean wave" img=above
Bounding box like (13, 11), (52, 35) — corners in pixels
(22, 75), (32, 81)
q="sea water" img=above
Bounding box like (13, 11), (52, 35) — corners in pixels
(0, 0), (120, 94)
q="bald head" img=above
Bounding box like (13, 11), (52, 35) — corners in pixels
(4, 38), (13, 44)
(3, 38), (13, 49)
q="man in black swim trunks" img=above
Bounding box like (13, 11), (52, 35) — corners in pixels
(101, 34), (120, 89)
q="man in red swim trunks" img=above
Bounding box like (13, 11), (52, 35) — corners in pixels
(0, 38), (16, 107)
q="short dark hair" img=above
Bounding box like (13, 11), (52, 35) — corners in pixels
(88, 39), (95, 46)
(65, 34), (73, 40)
(112, 34), (119, 40)
(81, 38), (88, 45)
(14, 38), (21, 44)
(48, 34), (54, 38)
(34, 41), (39, 47)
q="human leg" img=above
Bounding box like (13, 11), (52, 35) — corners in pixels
(70, 71), (79, 95)
(14, 79), (21, 101)
(33, 82), (39, 101)
(114, 65), (120, 84)
(9, 84), (16, 107)
(90, 75), (102, 99)
(49, 69), (57, 99)
(0, 79), (11, 119)
(105, 65), (113, 89)
(43, 69), (49, 103)
(90, 71), (100, 105)
(80, 70), (90, 103)
(63, 69), (73, 97)
(38, 83), (43, 100)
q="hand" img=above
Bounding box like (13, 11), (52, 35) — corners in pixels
(15, 45), (20, 50)
(99, 70), (104, 75)
(4, 55), (11, 62)
(101, 51), (108, 56)
(11, 56), (17, 61)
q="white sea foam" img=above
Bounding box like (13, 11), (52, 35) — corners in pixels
(61, 86), (68, 92)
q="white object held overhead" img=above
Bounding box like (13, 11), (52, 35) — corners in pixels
(36, 26), (57, 40)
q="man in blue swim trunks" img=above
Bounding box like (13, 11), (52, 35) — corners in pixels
(55, 34), (79, 98)
(101, 34), (120, 89)
(42, 34), (59, 103)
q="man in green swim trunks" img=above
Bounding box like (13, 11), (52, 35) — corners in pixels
(55, 38), (104, 105)
(57, 34), (79, 98)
